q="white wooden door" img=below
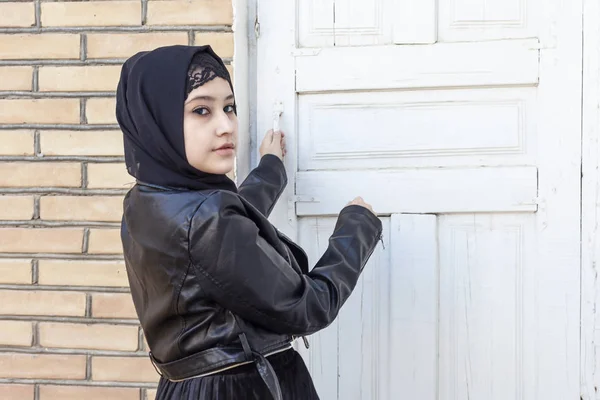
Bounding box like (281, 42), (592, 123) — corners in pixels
(254, 0), (582, 398)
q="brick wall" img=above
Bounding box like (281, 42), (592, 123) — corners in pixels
(0, 1), (235, 399)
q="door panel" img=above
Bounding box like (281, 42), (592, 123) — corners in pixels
(256, 0), (581, 398)
(296, 217), (391, 399)
(438, 214), (536, 400)
(390, 214), (438, 399)
(295, 167), (537, 215)
(297, 88), (537, 170)
(295, 39), (539, 93)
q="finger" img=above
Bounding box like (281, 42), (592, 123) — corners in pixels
(266, 130), (275, 144)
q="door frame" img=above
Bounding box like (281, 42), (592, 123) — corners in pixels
(581, 0), (600, 397)
(248, 0), (586, 398)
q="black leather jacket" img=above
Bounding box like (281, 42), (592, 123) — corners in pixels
(121, 154), (383, 392)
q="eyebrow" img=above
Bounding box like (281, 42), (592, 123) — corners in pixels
(186, 94), (235, 103)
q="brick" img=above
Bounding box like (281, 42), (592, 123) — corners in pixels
(0, 34), (79, 60)
(0, 353), (86, 379)
(0, 259), (32, 284)
(0, 99), (80, 124)
(0, 162), (81, 188)
(0, 321), (33, 347)
(39, 323), (139, 351)
(0, 228), (83, 253)
(0, 130), (34, 156)
(88, 32), (188, 59)
(92, 356), (159, 382)
(142, 332), (149, 351)
(0, 67), (33, 91)
(88, 229), (122, 254)
(0, 196), (34, 220)
(40, 196), (124, 222)
(92, 293), (137, 319)
(39, 260), (128, 287)
(0, 2), (35, 28)
(39, 66), (122, 92)
(147, 0), (232, 26)
(86, 98), (117, 124)
(87, 163), (134, 189)
(40, 386), (139, 400)
(0, 384), (34, 400)
(147, 389), (157, 399)
(42, 1), (141, 27)
(0, 290), (86, 316)
(194, 32), (234, 58)
(40, 130), (123, 156)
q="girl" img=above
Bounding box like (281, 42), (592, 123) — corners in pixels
(117, 45), (383, 400)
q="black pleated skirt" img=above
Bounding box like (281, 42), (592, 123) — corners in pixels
(154, 349), (320, 400)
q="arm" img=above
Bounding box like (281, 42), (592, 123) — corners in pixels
(237, 154), (287, 217)
(189, 191), (383, 335)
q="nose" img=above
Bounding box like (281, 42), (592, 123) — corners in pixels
(215, 109), (235, 137)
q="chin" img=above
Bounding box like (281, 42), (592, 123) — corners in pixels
(209, 159), (235, 175)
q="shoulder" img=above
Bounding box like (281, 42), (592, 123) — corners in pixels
(190, 190), (247, 220)
(188, 190), (256, 256)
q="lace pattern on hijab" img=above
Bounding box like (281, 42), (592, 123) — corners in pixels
(186, 52), (232, 96)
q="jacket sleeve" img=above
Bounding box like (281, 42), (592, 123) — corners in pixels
(188, 191), (383, 335)
(236, 154), (287, 218)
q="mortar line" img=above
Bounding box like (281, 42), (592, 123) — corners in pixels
(0, 92), (115, 98)
(0, 156), (124, 162)
(0, 56), (232, 66)
(33, 130), (41, 156)
(86, 355), (92, 380)
(32, 66), (39, 92)
(82, 227), (90, 253)
(0, 253), (124, 261)
(138, 326), (144, 352)
(32, 321), (39, 347)
(141, 0), (148, 26)
(0, 284), (129, 293)
(0, 378), (156, 389)
(33, 195), (41, 220)
(34, 0), (41, 28)
(0, 25), (232, 34)
(0, 188), (128, 195)
(80, 98), (88, 124)
(31, 259), (39, 284)
(80, 34), (87, 61)
(81, 162), (89, 189)
(86, 293), (92, 318)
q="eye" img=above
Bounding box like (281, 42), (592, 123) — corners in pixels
(224, 104), (237, 114)
(193, 107), (209, 116)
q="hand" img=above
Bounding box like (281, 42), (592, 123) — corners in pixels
(346, 196), (376, 216)
(259, 130), (287, 161)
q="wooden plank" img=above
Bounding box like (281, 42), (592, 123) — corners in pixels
(390, 214), (438, 399)
(295, 166), (538, 215)
(580, 0), (599, 396)
(532, 0), (582, 397)
(256, 0), (299, 238)
(393, 0), (437, 44)
(295, 39), (539, 93)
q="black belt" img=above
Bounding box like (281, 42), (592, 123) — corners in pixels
(149, 333), (284, 400)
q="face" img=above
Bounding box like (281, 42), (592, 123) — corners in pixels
(183, 77), (238, 175)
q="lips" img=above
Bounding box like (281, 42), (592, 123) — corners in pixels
(215, 144), (235, 151)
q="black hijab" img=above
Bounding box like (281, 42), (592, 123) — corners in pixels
(116, 45), (238, 192)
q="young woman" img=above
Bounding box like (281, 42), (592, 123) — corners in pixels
(117, 45), (383, 400)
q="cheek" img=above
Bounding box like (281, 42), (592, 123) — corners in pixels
(183, 120), (211, 162)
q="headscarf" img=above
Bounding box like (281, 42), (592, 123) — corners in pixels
(116, 45), (238, 192)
